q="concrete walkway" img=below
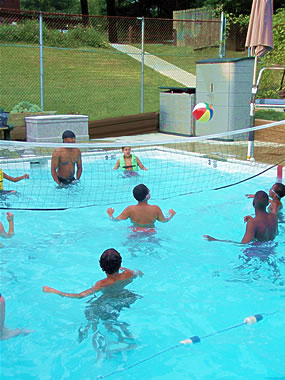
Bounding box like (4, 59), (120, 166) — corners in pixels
(111, 43), (196, 88)
(92, 132), (189, 145)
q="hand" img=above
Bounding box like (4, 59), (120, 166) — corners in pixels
(245, 194), (254, 199)
(169, 209), (176, 216)
(6, 212), (14, 222)
(143, 168), (147, 171)
(203, 235), (217, 241)
(244, 215), (253, 223)
(107, 208), (114, 218)
(43, 286), (58, 294)
(24, 174), (29, 179)
(136, 269), (144, 277)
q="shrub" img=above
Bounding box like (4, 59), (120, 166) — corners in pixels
(0, 19), (108, 48)
(11, 101), (41, 113)
(0, 19), (39, 43)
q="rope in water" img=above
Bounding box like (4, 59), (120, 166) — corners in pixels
(96, 308), (285, 379)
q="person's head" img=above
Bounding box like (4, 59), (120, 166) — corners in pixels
(253, 190), (269, 211)
(99, 248), (122, 274)
(269, 183), (285, 200)
(121, 146), (131, 157)
(62, 130), (76, 143)
(133, 184), (150, 202)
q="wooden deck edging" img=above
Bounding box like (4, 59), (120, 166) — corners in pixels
(88, 112), (159, 139)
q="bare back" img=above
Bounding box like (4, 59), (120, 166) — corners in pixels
(121, 203), (164, 227)
(243, 211), (278, 243)
(254, 212), (277, 241)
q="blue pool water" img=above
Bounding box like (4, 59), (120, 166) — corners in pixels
(0, 167), (285, 380)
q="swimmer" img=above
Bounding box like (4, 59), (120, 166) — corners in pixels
(0, 294), (32, 340)
(113, 147), (147, 173)
(43, 248), (143, 298)
(0, 212), (14, 239)
(107, 184), (176, 229)
(245, 182), (285, 214)
(0, 168), (29, 193)
(203, 191), (278, 244)
(51, 130), (82, 186)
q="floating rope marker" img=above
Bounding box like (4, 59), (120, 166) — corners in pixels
(96, 309), (285, 380)
(244, 314), (263, 325)
(180, 336), (201, 345)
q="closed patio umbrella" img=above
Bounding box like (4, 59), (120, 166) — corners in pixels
(245, 0), (273, 160)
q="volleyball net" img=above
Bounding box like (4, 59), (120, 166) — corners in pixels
(0, 120), (284, 210)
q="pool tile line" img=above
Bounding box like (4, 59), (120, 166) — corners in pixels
(96, 312), (268, 379)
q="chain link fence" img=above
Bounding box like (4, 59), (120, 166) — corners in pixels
(0, 8), (246, 122)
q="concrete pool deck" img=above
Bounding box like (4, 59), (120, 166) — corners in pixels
(91, 132), (190, 145)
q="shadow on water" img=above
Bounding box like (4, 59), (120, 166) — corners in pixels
(235, 241), (285, 286)
(78, 288), (143, 362)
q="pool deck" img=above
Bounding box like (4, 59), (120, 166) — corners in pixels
(91, 132), (190, 145)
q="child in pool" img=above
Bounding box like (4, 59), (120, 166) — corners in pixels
(245, 182), (285, 214)
(113, 146), (147, 174)
(43, 248), (143, 298)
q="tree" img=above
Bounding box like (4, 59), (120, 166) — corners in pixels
(80, 0), (89, 25)
(203, 0), (285, 16)
(21, 0), (76, 12)
(106, 0), (118, 42)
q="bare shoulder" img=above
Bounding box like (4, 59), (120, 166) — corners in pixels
(151, 204), (162, 212)
(94, 278), (112, 289)
(120, 268), (135, 280)
(52, 148), (62, 157)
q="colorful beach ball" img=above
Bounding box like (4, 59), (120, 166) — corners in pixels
(192, 102), (214, 123)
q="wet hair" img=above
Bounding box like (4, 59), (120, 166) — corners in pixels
(133, 184), (149, 202)
(274, 183), (285, 199)
(99, 248), (122, 274)
(62, 130), (76, 140)
(121, 146), (130, 151)
(253, 190), (269, 210)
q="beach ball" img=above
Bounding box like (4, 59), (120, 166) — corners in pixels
(192, 102), (214, 122)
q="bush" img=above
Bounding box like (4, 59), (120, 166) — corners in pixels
(0, 19), (39, 43)
(0, 19), (108, 48)
(11, 101), (41, 113)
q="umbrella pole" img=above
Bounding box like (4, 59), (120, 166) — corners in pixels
(247, 55), (258, 160)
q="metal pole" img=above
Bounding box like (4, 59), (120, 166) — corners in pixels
(138, 16), (145, 113)
(223, 15), (226, 57)
(39, 12), (44, 111)
(218, 12), (225, 58)
(247, 55), (258, 160)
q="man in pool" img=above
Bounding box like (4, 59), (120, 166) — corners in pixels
(203, 191), (278, 244)
(106, 184), (176, 230)
(245, 182), (285, 214)
(51, 130), (82, 186)
(113, 146), (147, 174)
(42, 248), (143, 298)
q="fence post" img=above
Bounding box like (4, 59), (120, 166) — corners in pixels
(218, 12), (226, 58)
(39, 12), (44, 111)
(138, 16), (145, 113)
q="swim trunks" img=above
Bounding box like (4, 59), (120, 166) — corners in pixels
(57, 176), (76, 185)
(131, 226), (155, 233)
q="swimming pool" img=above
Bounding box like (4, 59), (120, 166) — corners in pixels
(0, 143), (278, 210)
(1, 163), (284, 379)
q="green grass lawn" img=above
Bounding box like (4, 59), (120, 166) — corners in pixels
(1, 44), (185, 120)
(255, 109), (285, 121)
(136, 44), (248, 74)
(1, 43), (282, 121)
